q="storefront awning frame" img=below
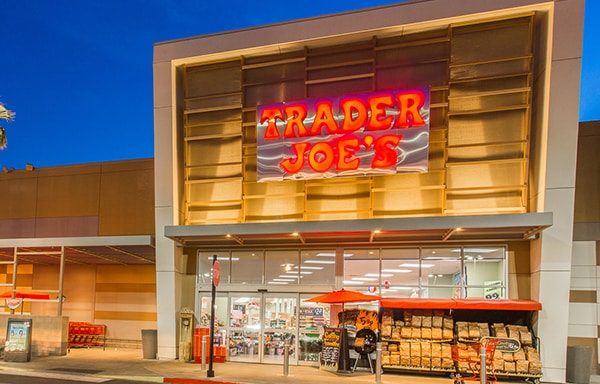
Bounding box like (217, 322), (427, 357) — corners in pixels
(165, 212), (552, 248)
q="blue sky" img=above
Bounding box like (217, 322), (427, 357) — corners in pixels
(0, 1), (597, 169)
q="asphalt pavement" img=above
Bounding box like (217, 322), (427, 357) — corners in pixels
(0, 371), (150, 384)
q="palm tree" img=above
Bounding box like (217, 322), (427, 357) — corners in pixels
(0, 102), (15, 149)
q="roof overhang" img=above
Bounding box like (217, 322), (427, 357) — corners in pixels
(165, 213), (552, 248)
(0, 235), (155, 265)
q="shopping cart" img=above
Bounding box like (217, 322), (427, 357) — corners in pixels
(452, 338), (500, 384)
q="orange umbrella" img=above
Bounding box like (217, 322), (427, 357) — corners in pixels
(306, 289), (380, 304)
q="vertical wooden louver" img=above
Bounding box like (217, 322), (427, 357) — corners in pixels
(182, 14), (534, 225)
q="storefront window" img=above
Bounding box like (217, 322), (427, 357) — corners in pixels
(231, 251), (263, 284)
(420, 247), (462, 290)
(344, 249), (380, 295)
(463, 247), (505, 299)
(198, 251), (230, 285)
(300, 250), (335, 285)
(265, 250), (299, 285)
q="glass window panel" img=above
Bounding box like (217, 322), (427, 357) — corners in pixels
(421, 248), (462, 287)
(229, 295), (261, 329)
(344, 249), (378, 259)
(300, 250), (335, 285)
(380, 259), (419, 286)
(231, 251), (263, 284)
(464, 258), (504, 287)
(265, 250), (299, 285)
(381, 248), (419, 259)
(381, 286), (420, 298)
(421, 286), (461, 299)
(344, 259), (380, 291)
(463, 246), (506, 259)
(466, 285), (504, 299)
(198, 251), (230, 285)
(199, 294), (228, 328)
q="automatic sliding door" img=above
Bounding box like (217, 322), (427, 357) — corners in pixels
(228, 295), (261, 362)
(262, 295), (297, 364)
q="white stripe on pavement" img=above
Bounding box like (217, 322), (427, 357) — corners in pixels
(0, 370), (111, 382)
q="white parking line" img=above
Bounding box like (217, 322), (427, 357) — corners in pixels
(0, 370), (111, 382)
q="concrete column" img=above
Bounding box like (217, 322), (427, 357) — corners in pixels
(531, 1), (584, 382)
(153, 58), (182, 360)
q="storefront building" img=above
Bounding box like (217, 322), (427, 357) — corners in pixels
(153, 0), (583, 382)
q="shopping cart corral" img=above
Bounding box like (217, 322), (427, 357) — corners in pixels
(68, 321), (107, 351)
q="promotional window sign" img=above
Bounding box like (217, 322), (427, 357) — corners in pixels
(256, 87), (430, 182)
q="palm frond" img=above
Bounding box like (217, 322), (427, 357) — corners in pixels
(0, 103), (15, 121)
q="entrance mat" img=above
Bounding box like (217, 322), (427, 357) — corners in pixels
(49, 367), (103, 374)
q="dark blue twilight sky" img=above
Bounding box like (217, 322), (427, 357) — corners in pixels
(0, 1), (597, 169)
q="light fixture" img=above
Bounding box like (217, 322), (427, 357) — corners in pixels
(343, 280), (364, 285)
(455, 227), (463, 231)
(351, 277), (378, 281)
(305, 259), (335, 264)
(382, 269), (412, 273)
(279, 274), (299, 279)
(286, 271), (313, 275)
(316, 252), (336, 257)
(225, 234), (232, 238)
(373, 229), (381, 234)
(291, 232), (299, 237)
(400, 263), (434, 268)
(368, 251), (374, 255)
(273, 278), (295, 282)
(268, 281), (289, 285)
(294, 266), (323, 270)
(428, 274), (434, 278)
(365, 273), (393, 277)
(437, 274), (443, 277)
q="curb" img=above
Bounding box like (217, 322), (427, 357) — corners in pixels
(163, 378), (240, 384)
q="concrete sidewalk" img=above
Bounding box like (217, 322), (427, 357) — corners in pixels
(0, 347), (572, 384)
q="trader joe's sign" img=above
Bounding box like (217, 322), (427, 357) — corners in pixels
(256, 88), (430, 181)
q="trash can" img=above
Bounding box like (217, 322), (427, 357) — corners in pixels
(567, 345), (593, 384)
(141, 329), (158, 359)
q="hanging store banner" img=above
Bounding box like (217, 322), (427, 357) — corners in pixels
(256, 87), (430, 182)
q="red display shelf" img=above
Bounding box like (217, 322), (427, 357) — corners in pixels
(379, 298), (541, 311)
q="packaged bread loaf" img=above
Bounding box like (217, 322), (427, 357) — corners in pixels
(514, 349), (526, 361)
(421, 342), (431, 357)
(411, 356), (421, 367)
(504, 361), (516, 373)
(382, 355), (391, 366)
(458, 322), (469, 339)
(394, 320), (404, 327)
(381, 325), (392, 338)
(432, 315), (442, 328)
(400, 342), (410, 355)
(421, 357), (431, 369)
(411, 327), (422, 339)
(442, 358), (454, 369)
(443, 316), (453, 329)
(410, 342), (421, 357)
(390, 355), (400, 366)
(503, 352), (514, 362)
(432, 327), (442, 340)
(401, 355), (410, 366)
(431, 357), (442, 369)
(441, 343), (452, 359)
(443, 328), (453, 340)
(507, 326), (520, 340)
(525, 347), (540, 362)
(403, 311), (412, 323)
(478, 323), (490, 337)
(529, 361), (542, 375)
(422, 327), (432, 339)
(388, 343), (398, 352)
(458, 361), (469, 372)
(400, 327), (411, 339)
(493, 359), (504, 372)
(391, 328), (401, 340)
(382, 350), (390, 357)
(516, 360), (529, 374)
(468, 323), (481, 339)
(520, 331), (533, 345)
(431, 343), (441, 358)
(422, 316), (432, 328)
(411, 315), (422, 327)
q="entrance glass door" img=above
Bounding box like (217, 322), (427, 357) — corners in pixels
(299, 294), (330, 365)
(262, 295), (297, 364)
(228, 294), (261, 362)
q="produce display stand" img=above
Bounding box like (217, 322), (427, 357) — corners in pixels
(68, 321), (107, 351)
(379, 298), (542, 382)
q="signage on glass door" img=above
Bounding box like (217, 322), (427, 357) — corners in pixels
(256, 87), (430, 182)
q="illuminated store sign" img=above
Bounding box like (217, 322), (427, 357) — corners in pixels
(256, 88), (430, 182)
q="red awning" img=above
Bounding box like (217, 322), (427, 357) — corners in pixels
(380, 298), (541, 311)
(0, 291), (51, 300)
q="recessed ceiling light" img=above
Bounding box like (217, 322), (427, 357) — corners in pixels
(365, 273), (393, 277)
(373, 229), (381, 234)
(351, 277), (378, 281)
(225, 234), (232, 238)
(291, 232), (299, 237)
(268, 281), (289, 285)
(343, 280), (364, 285)
(294, 266), (324, 270)
(316, 252), (336, 257)
(382, 269), (412, 273)
(400, 263), (434, 268)
(305, 259), (335, 264)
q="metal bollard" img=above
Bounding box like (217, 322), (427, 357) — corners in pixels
(283, 342), (290, 377)
(480, 344), (486, 384)
(375, 342), (382, 384)
(201, 335), (207, 370)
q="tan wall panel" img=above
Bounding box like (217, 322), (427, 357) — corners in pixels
(574, 122), (600, 223)
(98, 169), (154, 236)
(36, 174), (101, 218)
(95, 265), (156, 284)
(0, 177), (38, 219)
